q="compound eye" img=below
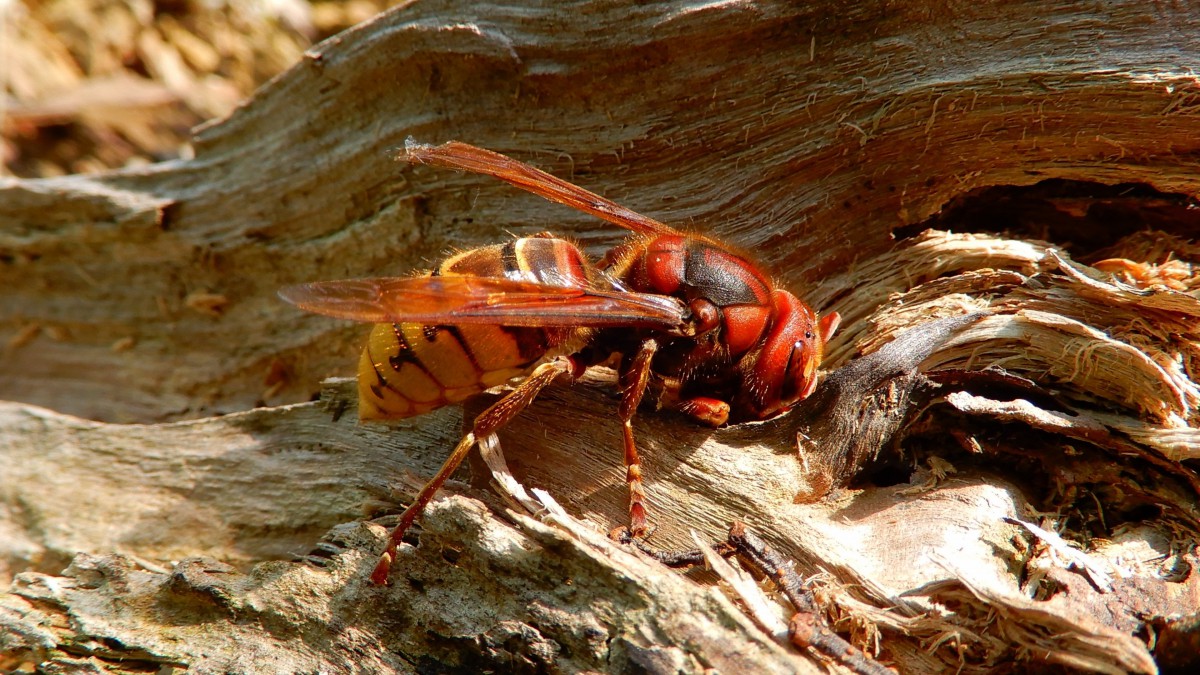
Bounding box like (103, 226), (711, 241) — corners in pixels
(689, 298), (721, 335)
(786, 339), (820, 402)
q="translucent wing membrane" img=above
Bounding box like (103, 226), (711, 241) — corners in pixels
(279, 275), (688, 329)
(403, 140), (679, 237)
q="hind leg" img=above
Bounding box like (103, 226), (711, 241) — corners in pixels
(371, 357), (574, 584)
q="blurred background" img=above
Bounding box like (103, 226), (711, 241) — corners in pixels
(0, 0), (390, 177)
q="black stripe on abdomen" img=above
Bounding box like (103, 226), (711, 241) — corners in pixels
(501, 240), (521, 276)
(387, 323), (442, 385)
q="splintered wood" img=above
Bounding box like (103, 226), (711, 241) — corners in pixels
(476, 228), (1200, 673)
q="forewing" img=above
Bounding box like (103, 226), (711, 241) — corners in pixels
(403, 139), (679, 237)
(279, 276), (688, 329)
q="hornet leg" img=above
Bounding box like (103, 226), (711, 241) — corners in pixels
(617, 338), (659, 536)
(370, 357), (574, 584)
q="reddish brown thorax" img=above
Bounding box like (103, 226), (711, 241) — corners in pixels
(610, 233), (836, 422)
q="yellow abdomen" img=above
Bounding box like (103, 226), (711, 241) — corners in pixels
(355, 236), (592, 420)
(357, 321), (551, 420)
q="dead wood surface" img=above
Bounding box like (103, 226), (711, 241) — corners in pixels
(4, 1), (1200, 673)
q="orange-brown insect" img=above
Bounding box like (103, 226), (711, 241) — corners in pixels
(280, 141), (840, 584)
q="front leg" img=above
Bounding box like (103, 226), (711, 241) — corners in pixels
(675, 396), (731, 427)
(656, 375), (731, 427)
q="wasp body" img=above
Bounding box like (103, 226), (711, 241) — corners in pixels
(280, 141), (840, 583)
(357, 237), (593, 420)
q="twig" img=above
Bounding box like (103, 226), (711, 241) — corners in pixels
(635, 522), (895, 675)
(615, 527), (736, 567)
(725, 523), (893, 675)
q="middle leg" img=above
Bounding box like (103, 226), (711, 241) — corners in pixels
(618, 338), (659, 536)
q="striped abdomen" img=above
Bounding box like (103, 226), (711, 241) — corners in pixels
(357, 237), (592, 420)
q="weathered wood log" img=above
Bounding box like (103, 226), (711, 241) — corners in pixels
(4, 1), (1200, 673)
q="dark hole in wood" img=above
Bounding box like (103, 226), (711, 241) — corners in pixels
(895, 179), (1200, 259)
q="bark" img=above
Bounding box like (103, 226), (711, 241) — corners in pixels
(3, 1), (1200, 673)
